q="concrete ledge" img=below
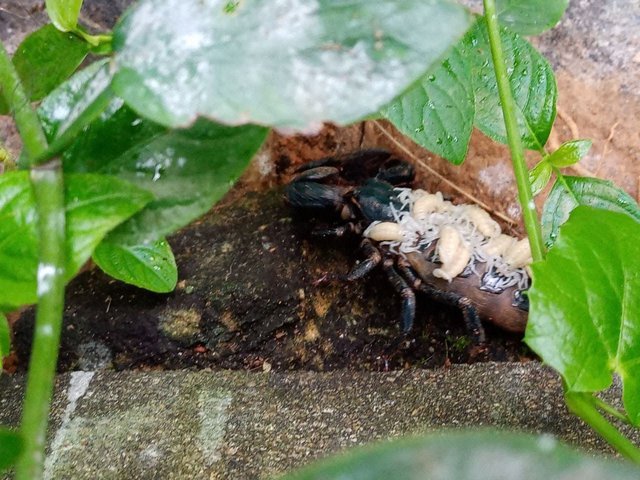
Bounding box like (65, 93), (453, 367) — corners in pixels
(1, 363), (635, 479)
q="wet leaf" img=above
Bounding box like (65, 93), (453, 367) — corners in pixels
(383, 45), (473, 165)
(0, 172), (42, 308)
(465, 18), (557, 151)
(496, 0), (569, 35)
(0, 172), (152, 309)
(46, 0), (83, 32)
(0, 428), (23, 471)
(545, 139), (592, 168)
(526, 207), (640, 424)
(65, 174), (154, 275)
(542, 176), (640, 247)
(93, 238), (177, 293)
(37, 61), (268, 247)
(529, 160), (552, 196)
(68, 114), (268, 245)
(0, 313), (9, 367)
(0, 24), (89, 114)
(38, 67), (164, 173)
(37, 59), (113, 152)
(14, 25), (88, 102)
(384, 15), (557, 163)
(281, 430), (640, 479)
(112, 0), (472, 129)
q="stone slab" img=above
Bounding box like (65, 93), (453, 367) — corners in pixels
(1, 363), (635, 479)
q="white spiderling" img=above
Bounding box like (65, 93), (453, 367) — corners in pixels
(433, 226), (471, 282)
(382, 188), (531, 288)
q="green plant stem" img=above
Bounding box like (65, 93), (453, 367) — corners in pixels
(74, 26), (112, 48)
(0, 39), (67, 479)
(592, 396), (633, 425)
(552, 167), (580, 203)
(15, 161), (66, 480)
(0, 42), (47, 162)
(565, 391), (640, 464)
(481, 0), (545, 263)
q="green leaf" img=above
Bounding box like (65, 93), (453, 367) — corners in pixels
(112, 0), (472, 129)
(529, 160), (552, 196)
(17, 60), (113, 168)
(382, 45), (473, 165)
(13, 24), (89, 102)
(542, 176), (640, 247)
(68, 113), (267, 244)
(496, 0), (569, 35)
(65, 174), (154, 275)
(465, 17), (557, 151)
(58, 105), (166, 175)
(0, 172), (152, 309)
(0, 24), (89, 115)
(0, 312), (9, 368)
(46, 0), (84, 32)
(93, 238), (177, 293)
(102, 120), (268, 244)
(281, 430), (640, 479)
(0, 428), (23, 471)
(0, 172), (41, 308)
(37, 59), (113, 149)
(31, 59), (114, 164)
(525, 207), (640, 424)
(545, 139), (592, 168)
(37, 60), (268, 246)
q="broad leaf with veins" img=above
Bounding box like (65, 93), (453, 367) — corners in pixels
(93, 238), (177, 293)
(112, 0), (472, 130)
(385, 16), (557, 164)
(466, 18), (557, 151)
(39, 64), (269, 246)
(526, 207), (640, 424)
(542, 176), (640, 247)
(0, 172), (151, 309)
(382, 45), (473, 165)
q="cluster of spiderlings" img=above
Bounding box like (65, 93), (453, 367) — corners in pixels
(363, 188), (531, 289)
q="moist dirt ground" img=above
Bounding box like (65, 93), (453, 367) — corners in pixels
(11, 168), (532, 373)
(3, 0), (640, 374)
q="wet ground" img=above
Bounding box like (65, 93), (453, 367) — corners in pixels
(12, 185), (531, 373)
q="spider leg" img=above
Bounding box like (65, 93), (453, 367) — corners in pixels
(397, 259), (486, 344)
(344, 239), (382, 281)
(381, 257), (416, 333)
(454, 297), (486, 345)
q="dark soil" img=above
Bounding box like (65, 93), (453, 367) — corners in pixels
(3, 1), (535, 374)
(13, 184), (532, 373)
